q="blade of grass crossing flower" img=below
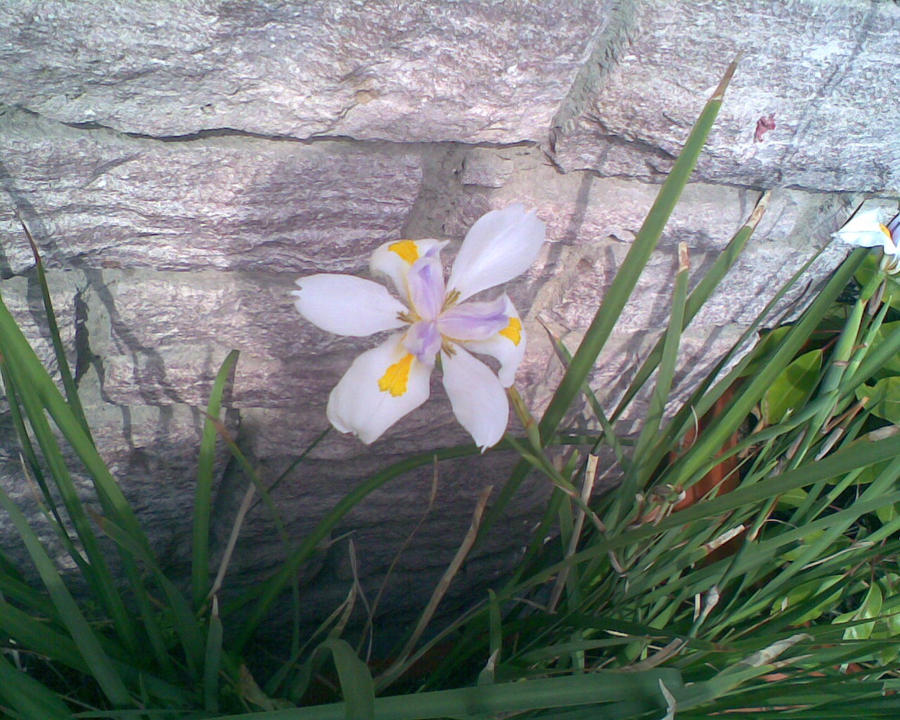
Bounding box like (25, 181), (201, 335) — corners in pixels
(611, 190), (770, 424)
(193, 349), (239, 609)
(0, 652), (74, 720)
(19, 215), (92, 439)
(482, 58), (739, 539)
(0, 485), (131, 707)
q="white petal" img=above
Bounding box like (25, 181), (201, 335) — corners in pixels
(293, 275), (407, 337)
(448, 204), (546, 302)
(441, 345), (508, 451)
(833, 208), (894, 248)
(327, 334), (432, 444)
(460, 295), (525, 387)
(370, 239), (449, 302)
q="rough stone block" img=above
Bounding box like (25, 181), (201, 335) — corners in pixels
(0, 108), (424, 274)
(549, 0), (900, 193)
(0, 1), (610, 142)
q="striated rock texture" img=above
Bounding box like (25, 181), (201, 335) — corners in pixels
(0, 0), (897, 649)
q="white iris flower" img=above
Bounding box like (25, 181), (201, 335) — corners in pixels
(833, 208), (900, 274)
(293, 204), (546, 450)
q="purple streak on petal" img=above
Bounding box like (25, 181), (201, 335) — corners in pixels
(437, 296), (509, 341)
(407, 254), (446, 321)
(403, 320), (442, 365)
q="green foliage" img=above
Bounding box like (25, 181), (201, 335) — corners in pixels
(1, 55), (898, 719)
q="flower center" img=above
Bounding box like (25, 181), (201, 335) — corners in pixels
(378, 354), (414, 397)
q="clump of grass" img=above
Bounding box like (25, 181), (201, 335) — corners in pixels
(1, 56), (898, 720)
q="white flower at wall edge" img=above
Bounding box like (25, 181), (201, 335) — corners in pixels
(293, 204), (546, 451)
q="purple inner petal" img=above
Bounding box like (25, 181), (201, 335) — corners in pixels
(407, 254), (446, 321)
(437, 297), (509, 341)
(403, 321), (442, 365)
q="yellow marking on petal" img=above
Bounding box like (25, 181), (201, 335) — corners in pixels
(378, 353), (414, 397)
(389, 240), (419, 264)
(879, 223), (892, 240)
(499, 317), (522, 345)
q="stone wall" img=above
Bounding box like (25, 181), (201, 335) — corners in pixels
(1, 0), (897, 645)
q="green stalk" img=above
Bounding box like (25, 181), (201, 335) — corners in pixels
(0, 485), (132, 707)
(482, 57), (740, 537)
(611, 190), (771, 423)
(539, 59), (738, 444)
(659, 249), (866, 492)
(617, 242), (691, 525)
(193, 349), (239, 610)
(18, 215), (92, 438)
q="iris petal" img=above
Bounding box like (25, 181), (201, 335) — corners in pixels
(293, 275), (407, 336)
(371, 239), (448, 303)
(407, 253), (446, 320)
(403, 320), (442, 365)
(448, 204), (546, 302)
(327, 333), (432, 444)
(460, 295), (526, 387)
(437, 296), (509, 341)
(441, 345), (508, 451)
(833, 208), (895, 248)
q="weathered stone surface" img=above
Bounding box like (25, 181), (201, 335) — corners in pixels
(0, 0), (609, 142)
(0, 108), (423, 274)
(549, 0), (900, 193)
(0, 0), (897, 651)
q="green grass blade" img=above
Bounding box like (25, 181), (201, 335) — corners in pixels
(91, 511), (205, 676)
(321, 639), (374, 720)
(204, 597), (224, 713)
(611, 190), (770, 423)
(660, 248), (867, 491)
(0, 295), (145, 541)
(481, 58), (739, 539)
(0, 486), (131, 707)
(630, 243), (690, 483)
(638, 244), (837, 482)
(0, 346), (139, 655)
(208, 670), (683, 720)
(538, 58), (738, 443)
(0, 653), (74, 720)
(18, 215), (92, 439)
(506, 434), (900, 601)
(0, 595), (88, 673)
(193, 349), (239, 610)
